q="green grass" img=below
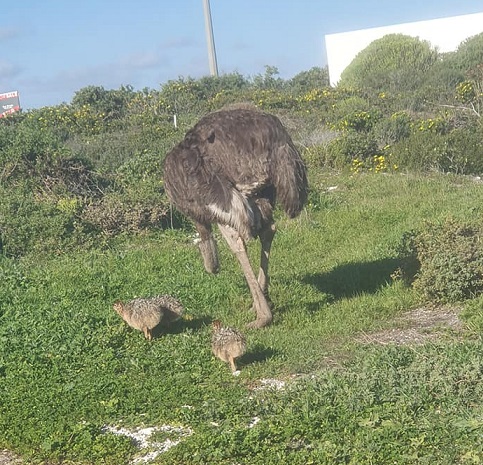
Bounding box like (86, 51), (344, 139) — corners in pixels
(1, 172), (483, 464)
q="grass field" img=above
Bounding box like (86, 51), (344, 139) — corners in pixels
(1, 172), (482, 464)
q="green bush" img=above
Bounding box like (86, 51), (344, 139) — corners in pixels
(0, 186), (84, 258)
(325, 131), (379, 167)
(450, 32), (483, 74)
(399, 218), (483, 303)
(373, 111), (412, 146)
(334, 109), (382, 132)
(391, 123), (483, 174)
(328, 96), (373, 128)
(461, 296), (483, 332)
(444, 126), (483, 174)
(339, 34), (439, 93)
(1, 119), (65, 181)
(76, 150), (181, 235)
(71, 85), (136, 123)
(287, 67), (330, 94)
(81, 190), (170, 236)
(390, 130), (449, 172)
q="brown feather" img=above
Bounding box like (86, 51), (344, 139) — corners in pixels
(211, 320), (247, 372)
(113, 295), (183, 340)
(163, 108), (308, 240)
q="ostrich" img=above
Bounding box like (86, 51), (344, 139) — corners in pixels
(113, 295), (184, 340)
(211, 319), (247, 374)
(163, 107), (308, 328)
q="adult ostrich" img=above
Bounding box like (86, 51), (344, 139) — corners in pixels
(163, 107), (308, 328)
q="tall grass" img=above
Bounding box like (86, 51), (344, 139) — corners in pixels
(0, 172), (482, 463)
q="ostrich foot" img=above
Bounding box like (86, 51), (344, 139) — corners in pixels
(246, 317), (272, 329)
(247, 297), (273, 328)
(249, 296), (273, 313)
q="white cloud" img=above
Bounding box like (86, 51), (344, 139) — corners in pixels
(14, 50), (206, 108)
(12, 36), (204, 108)
(0, 27), (20, 41)
(0, 60), (19, 76)
(121, 51), (163, 69)
(159, 37), (195, 50)
(0, 61), (22, 93)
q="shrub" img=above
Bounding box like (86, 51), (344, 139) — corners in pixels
(159, 78), (209, 117)
(350, 151), (398, 174)
(328, 96), (373, 128)
(373, 111), (413, 146)
(325, 131), (379, 167)
(398, 218), (483, 303)
(391, 123), (483, 175)
(71, 85), (136, 123)
(333, 109), (382, 132)
(444, 126), (483, 174)
(339, 34), (439, 93)
(80, 188), (172, 236)
(287, 66), (330, 94)
(390, 130), (449, 172)
(80, 149), (184, 234)
(299, 128), (339, 168)
(414, 115), (451, 135)
(0, 186), (84, 258)
(450, 32), (483, 74)
(1, 119), (65, 181)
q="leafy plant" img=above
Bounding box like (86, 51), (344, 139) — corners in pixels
(399, 217), (483, 302)
(326, 131), (379, 167)
(373, 111), (412, 146)
(339, 34), (439, 93)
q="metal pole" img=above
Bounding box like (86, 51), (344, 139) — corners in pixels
(202, 0), (219, 76)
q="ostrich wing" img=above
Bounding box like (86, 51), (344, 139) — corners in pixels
(164, 142), (256, 239)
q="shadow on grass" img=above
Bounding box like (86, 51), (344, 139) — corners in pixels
(303, 257), (401, 301)
(152, 315), (212, 337)
(239, 344), (278, 367)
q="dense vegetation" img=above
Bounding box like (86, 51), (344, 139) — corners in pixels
(1, 33), (483, 463)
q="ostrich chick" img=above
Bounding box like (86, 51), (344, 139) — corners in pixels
(113, 295), (184, 341)
(211, 320), (247, 373)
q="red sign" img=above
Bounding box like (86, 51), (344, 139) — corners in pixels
(0, 91), (21, 118)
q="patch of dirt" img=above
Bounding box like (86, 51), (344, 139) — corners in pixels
(0, 451), (22, 465)
(356, 306), (464, 345)
(103, 424), (192, 464)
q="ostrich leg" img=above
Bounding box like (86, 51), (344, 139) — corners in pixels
(218, 224), (272, 328)
(195, 222), (220, 274)
(257, 222), (276, 300)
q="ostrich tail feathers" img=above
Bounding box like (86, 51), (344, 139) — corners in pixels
(273, 143), (308, 218)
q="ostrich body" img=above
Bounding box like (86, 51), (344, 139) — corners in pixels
(113, 295), (183, 340)
(211, 320), (247, 373)
(163, 108), (308, 328)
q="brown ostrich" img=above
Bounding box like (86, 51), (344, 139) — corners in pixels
(163, 107), (308, 328)
(113, 295), (184, 340)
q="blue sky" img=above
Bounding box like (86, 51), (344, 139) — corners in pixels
(2, 0), (482, 110)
